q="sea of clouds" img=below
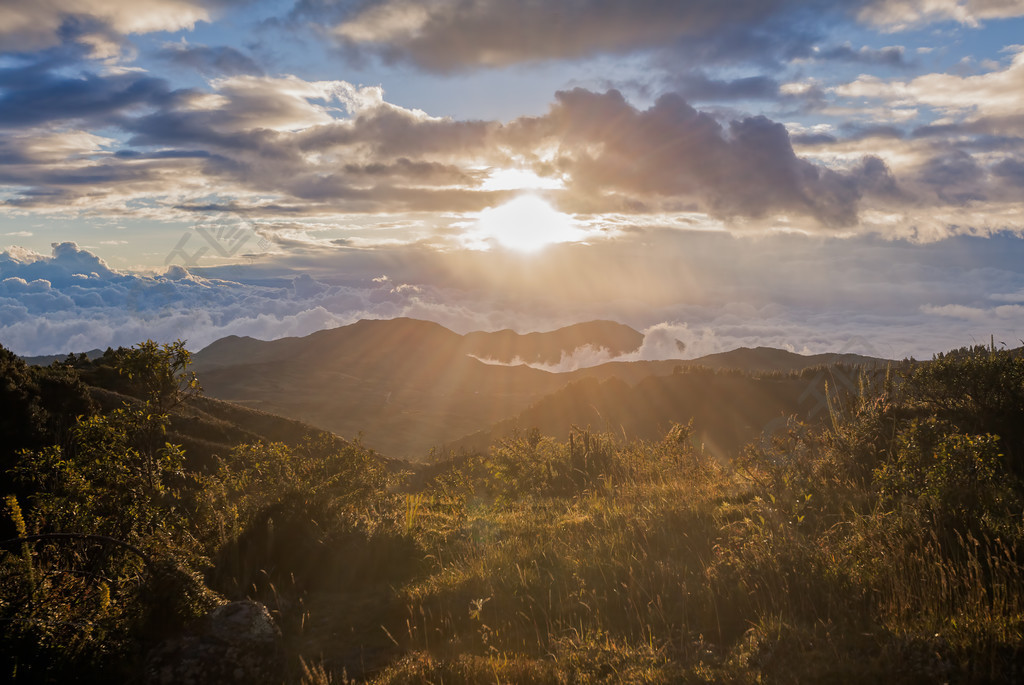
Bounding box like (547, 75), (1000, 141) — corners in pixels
(4, 237), (1024, 363)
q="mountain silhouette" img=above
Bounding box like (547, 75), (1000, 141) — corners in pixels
(191, 318), (887, 459)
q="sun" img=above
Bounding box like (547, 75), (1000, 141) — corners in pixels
(469, 195), (581, 252)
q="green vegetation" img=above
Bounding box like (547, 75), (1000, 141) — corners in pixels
(2, 342), (1023, 682)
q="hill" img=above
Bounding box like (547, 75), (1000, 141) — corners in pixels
(9, 344), (355, 473)
(5, 338), (1023, 684)
(449, 369), (820, 460)
(193, 319), (568, 459)
(21, 348), (104, 366)
(192, 318), (888, 459)
(462, 320), (644, 364)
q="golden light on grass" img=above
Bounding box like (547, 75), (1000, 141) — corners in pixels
(466, 194), (582, 252)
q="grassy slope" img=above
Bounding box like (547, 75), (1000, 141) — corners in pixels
(292, 418), (1024, 684)
(7, 342), (1020, 684)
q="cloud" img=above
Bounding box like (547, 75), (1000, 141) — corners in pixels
(0, 0), (211, 53)
(670, 72), (781, 102)
(0, 242), (119, 285)
(859, 0), (1024, 31)
(0, 64), (494, 213)
(815, 43), (909, 67)
(469, 324), (715, 371)
(3, 234), (1024, 359)
(469, 344), (621, 372)
(2, 43), (888, 230)
(804, 51), (1024, 218)
(298, 0), (1022, 73)
(516, 89), (873, 226)
(993, 157), (1024, 186)
(156, 42), (265, 77)
(834, 46), (1024, 119)
(916, 149), (987, 204)
(0, 42), (1013, 240)
(315, 0), (860, 72)
(0, 54), (179, 128)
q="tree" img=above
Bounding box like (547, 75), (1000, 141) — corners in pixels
(86, 340), (202, 412)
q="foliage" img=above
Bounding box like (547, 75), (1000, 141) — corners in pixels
(906, 344), (1024, 469)
(0, 348), (96, 505)
(4, 341), (1024, 682)
(876, 420), (1015, 532)
(88, 339), (202, 412)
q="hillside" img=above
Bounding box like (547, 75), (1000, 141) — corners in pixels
(192, 318), (888, 459)
(194, 319), (569, 459)
(88, 387), (357, 470)
(21, 349), (105, 366)
(3, 341), (1023, 684)
(462, 320), (644, 364)
(449, 368), (825, 460)
(191, 318), (645, 371)
(8, 344), (356, 475)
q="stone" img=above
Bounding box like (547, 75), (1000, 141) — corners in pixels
(145, 600), (284, 685)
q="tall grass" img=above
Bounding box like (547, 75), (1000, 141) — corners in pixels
(5, 347), (1024, 683)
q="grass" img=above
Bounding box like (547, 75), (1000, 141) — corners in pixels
(284, 423), (1023, 683)
(4, 345), (1024, 683)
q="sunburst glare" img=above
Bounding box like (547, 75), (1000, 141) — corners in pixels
(465, 194), (582, 252)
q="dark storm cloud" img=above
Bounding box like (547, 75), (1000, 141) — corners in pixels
(156, 43), (266, 77)
(315, 0), (864, 72)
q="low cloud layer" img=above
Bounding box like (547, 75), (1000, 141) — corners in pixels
(4, 236), (1023, 361)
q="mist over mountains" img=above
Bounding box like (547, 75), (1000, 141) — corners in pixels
(4, 237), (1024, 364)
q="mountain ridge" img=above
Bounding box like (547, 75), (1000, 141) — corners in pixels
(188, 318), (889, 459)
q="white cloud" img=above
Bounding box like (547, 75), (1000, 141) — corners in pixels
(921, 303), (988, 319)
(834, 46), (1024, 119)
(860, 0), (1024, 31)
(470, 344), (618, 372)
(0, 0), (209, 52)
(476, 322), (723, 371)
(4, 233), (1024, 359)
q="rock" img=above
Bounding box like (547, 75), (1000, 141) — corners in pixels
(145, 600), (284, 685)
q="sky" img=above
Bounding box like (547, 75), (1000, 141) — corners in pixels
(2, 0), (1024, 359)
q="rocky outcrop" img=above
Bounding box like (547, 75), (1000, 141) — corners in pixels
(145, 600), (284, 685)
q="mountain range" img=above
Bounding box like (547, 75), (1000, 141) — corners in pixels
(190, 318), (888, 460)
